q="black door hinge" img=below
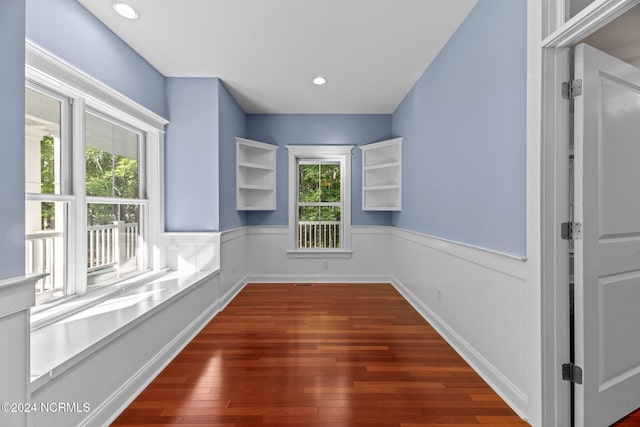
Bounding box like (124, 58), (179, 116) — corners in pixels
(562, 363), (583, 384)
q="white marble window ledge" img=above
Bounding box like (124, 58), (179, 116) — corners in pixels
(30, 269), (218, 391)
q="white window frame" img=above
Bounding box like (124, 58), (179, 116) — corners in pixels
(25, 83), (74, 302)
(286, 145), (354, 257)
(83, 108), (148, 286)
(26, 41), (167, 324)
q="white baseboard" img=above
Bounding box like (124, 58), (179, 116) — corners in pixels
(245, 274), (393, 284)
(87, 272), (249, 426)
(83, 295), (220, 426)
(390, 276), (529, 421)
(218, 275), (248, 312)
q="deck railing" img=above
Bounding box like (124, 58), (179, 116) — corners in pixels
(87, 221), (138, 272)
(26, 230), (63, 296)
(27, 222), (138, 297)
(298, 221), (341, 249)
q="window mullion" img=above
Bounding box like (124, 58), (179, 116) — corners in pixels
(298, 202), (341, 207)
(72, 97), (87, 295)
(86, 196), (149, 206)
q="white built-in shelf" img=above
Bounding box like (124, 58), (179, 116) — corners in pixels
(360, 137), (402, 211)
(236, 137), (278, 210)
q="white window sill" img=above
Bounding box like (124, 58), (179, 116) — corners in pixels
(30, 269), (218, 391)
(287, 249), (353, 259)
(31, 269), (168, 332)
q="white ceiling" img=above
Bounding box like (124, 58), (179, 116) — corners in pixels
(76, 0), (478, 114)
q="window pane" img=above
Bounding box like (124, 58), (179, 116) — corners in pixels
(299, 205), (319, 222)
(298, 163), (341, 203)
(298, 164), (320, 202)
(297, 161), (342, 249)
(87, 203), (141, 287)
(320, 206), (341, 222)
(26, 200), (66, 303)
(25, 88), (62, 195)
(319, 164), (340, 203)
(298, 206), (341, 249)
(86, 113), (139, 198)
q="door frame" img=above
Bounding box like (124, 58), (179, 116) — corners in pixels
(539, 1), (640, 426)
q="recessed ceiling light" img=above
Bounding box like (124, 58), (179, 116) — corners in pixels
(312, 76), (327, 86)
(112, 2), (140, 20)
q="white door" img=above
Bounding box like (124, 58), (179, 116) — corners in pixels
(574, 43), (640, 427)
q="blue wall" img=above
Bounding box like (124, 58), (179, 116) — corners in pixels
(26, 0), (166, 118)
(246, 114), (393, 227)
(391, 0), (527, 256)
(0, 0), (26, 280)
(218, 81), (248, 231)
(165, 78), (220, 231)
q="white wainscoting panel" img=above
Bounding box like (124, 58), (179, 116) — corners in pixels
(28, 273), (220, 427)
(219, 228), (249, 310)
(164, 232), (220, 273)
(0, 275), (38, 427)
(22, 225), (534, 425)
(247, 226), (392, 283)
(389, 227), (529, 419)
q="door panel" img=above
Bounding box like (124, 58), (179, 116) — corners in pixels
(574, 43), (640, 427)
(598, 79), (640, 238)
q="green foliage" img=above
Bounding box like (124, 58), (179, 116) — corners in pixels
(36, 136), (140, 228)
(40, 136), (55, 229)
(298, 163), (341, 222)
(85, 147), (139, 225)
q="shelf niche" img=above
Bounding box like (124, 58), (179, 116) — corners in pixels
(236, 137), (278, 210)
(360, 137), (402, 211)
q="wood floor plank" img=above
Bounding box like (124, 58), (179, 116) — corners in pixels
(111, 283), (529, 426)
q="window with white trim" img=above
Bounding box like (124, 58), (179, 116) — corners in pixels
(24, 50), (164, 307)
(25, 85), (70, 304)
(85, 111), (146, 288)
(287, 145), (353, 254)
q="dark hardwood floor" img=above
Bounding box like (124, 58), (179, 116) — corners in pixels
(616, 411), (640, 426)
(110, 283), (530, 426)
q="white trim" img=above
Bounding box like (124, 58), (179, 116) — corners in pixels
(82, 273), (245, 426)
(220, 226), (249, 243)
(526, 1), (544, 425)
(30, 270), (166, 332)
(350, 225), (393, 235)
(286, 249), (353, 259)
(30, 271), (218, 389)
(391, 227), (527, 280)
(540, 43), (573, 427)
(85, 197), (150, 206)
(25, 40), (168, 131)
(0, 275), (40, 317)
(25, 40), (167, 313)
(246, 274), (393, 284)
(539, 1), (640, 426)
(286, 145), (354, 252)
(147, 131), (165, 270)
(285, 145), (354, 157)
(247, 225), (288, 235)
(390, 276), (529, 422)
(84, 300), (219, 427)
(71, 97), (87, 296)
(218, 276), (248, 312)
(542, 0), (640, 47)
(393, 227), (528, 264)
